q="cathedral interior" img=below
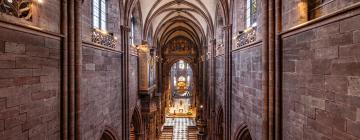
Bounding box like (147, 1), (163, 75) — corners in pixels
(0, 0), (360, 140)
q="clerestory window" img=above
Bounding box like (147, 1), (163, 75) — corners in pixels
(93, 0), (107, 31)
(131, 15), (135, 45)
(245, 0), (257, 28)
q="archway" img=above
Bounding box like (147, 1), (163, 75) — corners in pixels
(216, 106), (224, 140)
(237, 129), (252, 140)
(234, 124), (252, 140)
(100, 129), (118, 140)
(130, 107), (144, 140)
(129, 1), (142, 46)
(215, 2), (226, 56)
(165, 60), (196, 117)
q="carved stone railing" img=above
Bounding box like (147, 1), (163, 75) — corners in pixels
(235, 27), (257, 49)
(0, 0), (32, 20)
(91, 29), (117, 48)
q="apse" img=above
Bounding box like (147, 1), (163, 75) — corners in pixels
(166, 60), (195, 118)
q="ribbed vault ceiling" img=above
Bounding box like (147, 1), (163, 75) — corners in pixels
(138, 0), (219, 45)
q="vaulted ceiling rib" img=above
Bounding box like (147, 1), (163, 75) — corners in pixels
(138, 0), (218, 46)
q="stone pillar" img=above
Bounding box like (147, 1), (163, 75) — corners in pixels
(275, 0), (283, 139)
(223, 24), (232, 140)
(120, 25), (131, 140)
(60, 0), (68, 139)
(64, 0), (82, 139)
(262, 0), (270, 139)
(209, 39), (216, 140)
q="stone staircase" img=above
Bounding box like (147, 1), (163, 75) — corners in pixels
(159, 126), (173, 140)
(187, 126), (198, 140)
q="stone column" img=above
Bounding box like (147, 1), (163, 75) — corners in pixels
(64, 0), (82, 139)
(209, 39), (216, 140)
(74, 0), (82, 139)
(60, 0), (68, 139)
(268, 0), (277, 139)
(120, 25), (131, 140)
(275, 0), (283, 139)
(262, 0), (273, 139)
(223, 24), (232, 140)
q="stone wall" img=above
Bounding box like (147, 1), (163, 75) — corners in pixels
(282, 0), (359, 30)
(82, 0), (122, 51)
(0, 27), (61, 139)
(80, 47), (122, 140)
(129, 55), (139, 117)
(215, 56), (225, 108)
(228, 1), (265, 139)
(282, 10), (360, 140)
(0, 0), (61, 33)
(79, 0), (124, 139)
(231, 44), (263, 140)
(232, 0), (264, 41)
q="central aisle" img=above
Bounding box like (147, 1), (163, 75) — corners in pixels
(163, 118), (196, 140)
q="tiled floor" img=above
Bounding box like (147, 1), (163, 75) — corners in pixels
(163, 118), (196, 140)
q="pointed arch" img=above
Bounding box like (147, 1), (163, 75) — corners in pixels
(216, 105), (225, 140)
(130, 106), (145, 140)
(100, 127), (119, 140)
(234, 123), (252, 140)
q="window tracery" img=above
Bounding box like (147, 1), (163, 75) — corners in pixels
(91, 0), (116, 48)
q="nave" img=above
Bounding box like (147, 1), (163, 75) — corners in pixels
(0, 0), (360, 140)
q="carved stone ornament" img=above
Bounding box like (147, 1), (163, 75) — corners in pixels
(91, 29), (117, 48)
(0, 0), (32, 20)
(234, 27), (257, 49)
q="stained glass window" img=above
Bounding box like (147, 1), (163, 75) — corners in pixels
(174, 77), (177, 86)
(245, 0), (257, 28)
(93, 0), (107, 31)
(179, 60), (185, 69)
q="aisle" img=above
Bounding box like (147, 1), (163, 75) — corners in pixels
(163, 118), (196, 140)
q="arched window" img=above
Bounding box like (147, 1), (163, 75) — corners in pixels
(245, 0), (257, 28)
(179, 60), (185, 69)
(174, 77), (177, 86)
(130, 15), (135, 45)
(187, 75), (190, 84)
(100, 130), (117, 140)
(93, 0), (107, 31)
